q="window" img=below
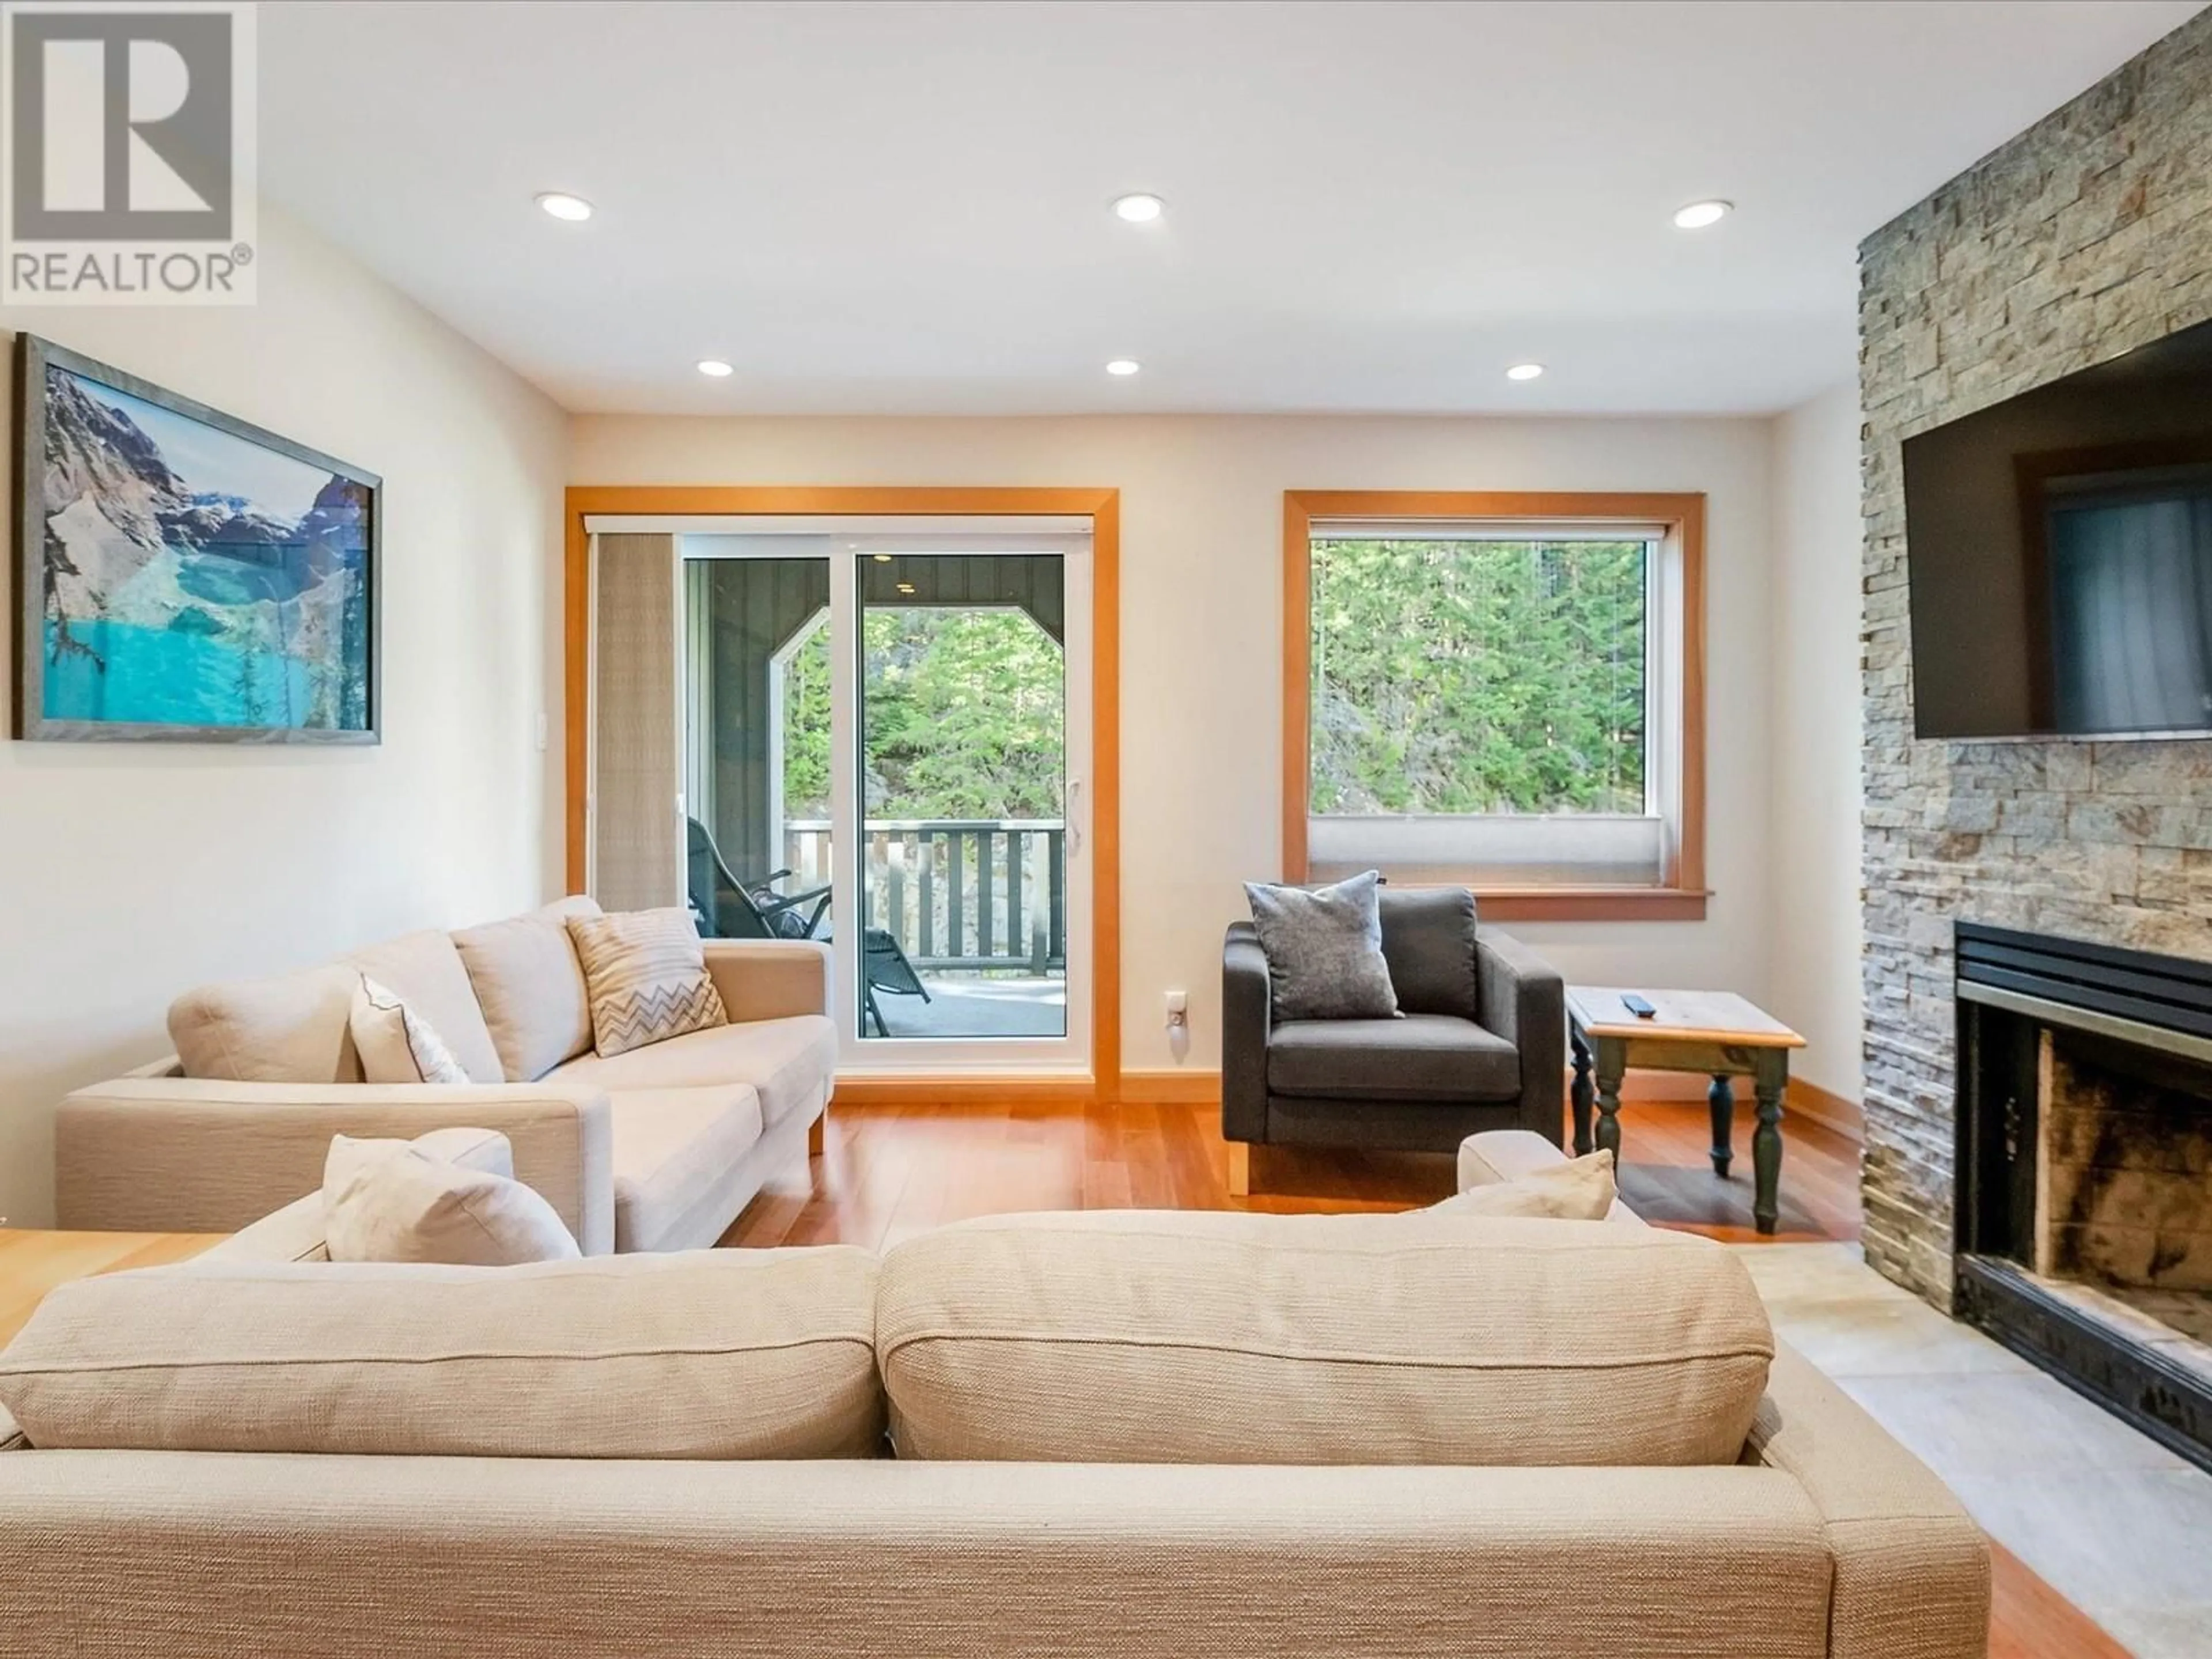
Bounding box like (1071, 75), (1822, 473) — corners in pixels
(1283, 493), (1706, 919)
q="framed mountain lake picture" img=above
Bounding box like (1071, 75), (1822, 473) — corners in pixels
(13, 335), (380, 743)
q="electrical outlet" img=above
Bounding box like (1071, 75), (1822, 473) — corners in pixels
(1165, 989), (1187, 1029)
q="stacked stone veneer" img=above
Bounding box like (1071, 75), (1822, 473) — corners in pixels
(1858, 12), (2212, 1308)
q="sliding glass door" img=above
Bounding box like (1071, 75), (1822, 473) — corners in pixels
(857, 552), (1069, 1041)
(681, 528), (1092, 1074)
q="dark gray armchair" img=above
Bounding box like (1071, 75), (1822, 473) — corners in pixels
(1221, 888), (1565, 1194)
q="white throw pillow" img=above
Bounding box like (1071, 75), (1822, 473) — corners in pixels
(349, 975), (470, 1085)
(1426, 1149), (1617, 1220)
(323, 1136), (580, 1266)
(567, 906), (729, 1058)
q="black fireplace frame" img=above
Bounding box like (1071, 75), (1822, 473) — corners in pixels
(1952, 920), (2212, 1474)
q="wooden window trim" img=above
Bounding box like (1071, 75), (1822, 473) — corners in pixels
(565, 484), (1122, 1093)
(1282, 489), (1706, 923)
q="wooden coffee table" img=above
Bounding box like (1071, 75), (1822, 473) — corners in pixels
(1565, 988), (1806, 1235)
(0, 1228), (226, 1347)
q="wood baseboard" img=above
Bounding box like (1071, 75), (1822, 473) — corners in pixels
(832, 1065), (1864, 1147)
(1118, 1069), (1221, 1105)
(1784, 1077), (1862, 1141)
(831, 1074), (1097, 1108)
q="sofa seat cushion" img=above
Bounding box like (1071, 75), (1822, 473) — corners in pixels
(1268, 1012), (1520, 1102)
(877, 1209), (1774, 1466)
(0, 1249), (883, 1459)
(608, 1086), (764, 1253)
(453, 896), (601, 1083)
(552, 1014), (835, 1131)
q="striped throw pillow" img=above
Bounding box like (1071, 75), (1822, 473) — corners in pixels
(566, 907), (729, 1058)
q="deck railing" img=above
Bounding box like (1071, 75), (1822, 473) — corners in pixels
(782, 819), (1066, 973)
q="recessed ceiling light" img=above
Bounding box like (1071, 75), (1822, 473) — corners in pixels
(895, 582), (916, 594)
(1111, 193), (1165, 224)
(872, 554), (893, 563)
(535, 191), (593, 222)
(1505, 362), (1546, 382)
(1105, 358), (1141, 377)
(1672, 199), (1732, 230)
(696, 359), (734, 378)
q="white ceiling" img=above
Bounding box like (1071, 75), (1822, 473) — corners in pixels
(260, 0), (2203, 417)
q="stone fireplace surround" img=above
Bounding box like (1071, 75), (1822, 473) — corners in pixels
(1858, 13), (2212, 1311)
(1952, 923), (2212, 1470)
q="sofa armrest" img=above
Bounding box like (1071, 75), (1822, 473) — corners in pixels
(1475, 926), (1565, 1138)
(1221, 923), (1272, 1144)
(702, 939), (832, 1024)
(54, 1081), (615, 1254)
(1749, 1343), (1991, 1658)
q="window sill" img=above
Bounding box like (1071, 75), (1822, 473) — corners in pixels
(1472, 888), (1709, 922)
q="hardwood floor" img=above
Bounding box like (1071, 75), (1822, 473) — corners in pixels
(723, 1094), (1864, 1251)
(725, 1095), (2119, 1658)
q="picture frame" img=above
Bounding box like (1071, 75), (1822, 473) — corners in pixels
(13, 334), (381, 744)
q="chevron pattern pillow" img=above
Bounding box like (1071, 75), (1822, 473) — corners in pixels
(567, 907), (729, 1058)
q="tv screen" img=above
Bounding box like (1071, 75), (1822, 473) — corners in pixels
(1902, 315), (2212, 740)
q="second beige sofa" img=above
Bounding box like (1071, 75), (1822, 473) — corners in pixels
(0, 1158), (1991, 1659)
(52, 897), (835, 1253)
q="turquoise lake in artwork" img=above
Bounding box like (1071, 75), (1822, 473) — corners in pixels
(34, 359), (373, 734)
(44, 619), (324, 728)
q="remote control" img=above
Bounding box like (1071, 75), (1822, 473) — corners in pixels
(1622, 994), (1658, 1019)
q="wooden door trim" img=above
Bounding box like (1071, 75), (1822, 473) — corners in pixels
(564, 485), (1121, 1094)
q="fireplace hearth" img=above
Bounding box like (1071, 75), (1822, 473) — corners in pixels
(1953, 922), (2212, 1472)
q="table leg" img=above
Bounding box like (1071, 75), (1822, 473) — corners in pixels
(1570, 1032), (1595, 1156)
(1593, 1038), (1626, 1169)
(1707, 1075), (1734, 1177)
(1752, 1052), (1787, 1236)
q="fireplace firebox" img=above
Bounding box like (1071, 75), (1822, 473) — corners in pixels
(1954, 921), (2212, 1472)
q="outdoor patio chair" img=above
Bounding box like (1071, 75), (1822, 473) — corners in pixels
(685, 816), (931, 1037)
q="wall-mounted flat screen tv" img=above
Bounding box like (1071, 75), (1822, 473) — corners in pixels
(1903, 315), (2212, 740)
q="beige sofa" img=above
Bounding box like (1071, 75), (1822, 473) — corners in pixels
(52, 896), (836, 1253)
(0, 1132), (1990, 1659)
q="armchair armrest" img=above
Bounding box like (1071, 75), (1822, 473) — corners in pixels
(54, 1080), (615, 1253)
(702, 939), (832, 1024)
(1749, 1344), (1990, 1658)
(1221, 923), (1272, 1143)
(1475, 926), (1565, 1139)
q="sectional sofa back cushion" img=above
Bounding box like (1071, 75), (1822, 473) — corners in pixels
(0, 1248), (882, 1459)
(453, 896), (601, 1082)
(170, 929), (503, 1085)
(877, 1210), (1773, 1466)
(167, 961), (361, 1084)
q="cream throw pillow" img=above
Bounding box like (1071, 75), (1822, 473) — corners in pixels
(1426, 1149), (1617, 1220)
(323, 1135), (579, 1266)
(349, 975), (470, 1085)
(567, 907), (729, 1058)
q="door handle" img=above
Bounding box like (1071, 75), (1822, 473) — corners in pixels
(1068, 779), (1082, 855)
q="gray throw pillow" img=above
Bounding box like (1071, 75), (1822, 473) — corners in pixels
(1243, 871), (1402, 1021)
(1377, 886), (1480, 1021)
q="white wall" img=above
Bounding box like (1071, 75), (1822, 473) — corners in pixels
(571, 412), (1780, 1078)
(0, 208), (567, 1225)
(1766, 383), (1866, 1102)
